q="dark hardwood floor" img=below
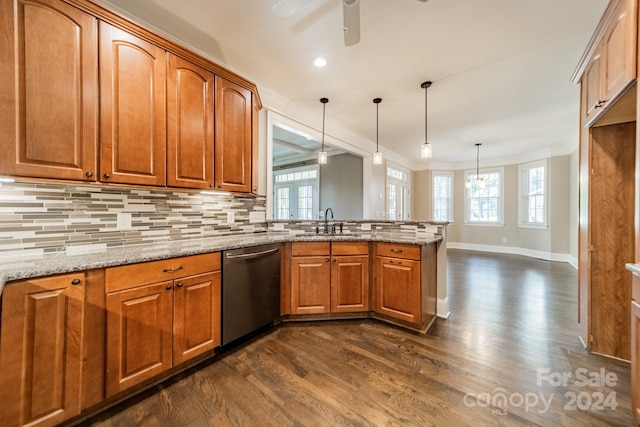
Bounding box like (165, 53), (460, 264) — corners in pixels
(78, 249), (634, 426)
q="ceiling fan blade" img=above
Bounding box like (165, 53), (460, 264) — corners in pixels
(343, 0), (360, 46)
(272, 0), (311, 18)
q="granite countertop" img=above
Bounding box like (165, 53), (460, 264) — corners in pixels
(0, 232), (442, 293)
(626, 263), (640, 276)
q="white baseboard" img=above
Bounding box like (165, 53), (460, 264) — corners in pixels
(448, 242), (576, 266)
(437, 297), (450, 319)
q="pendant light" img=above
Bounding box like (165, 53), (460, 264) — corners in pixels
(421, 81), (433, 158)
(373, 98), (383, 165)
(318, 97), (329, 164)
(466, 143), (486, 189)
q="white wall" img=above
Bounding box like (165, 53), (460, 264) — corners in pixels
(413, 155), (575, 263)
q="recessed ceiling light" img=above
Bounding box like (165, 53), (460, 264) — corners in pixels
(312, 56), (327, 68)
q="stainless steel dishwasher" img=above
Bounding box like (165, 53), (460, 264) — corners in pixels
(222, 243), (281, 346)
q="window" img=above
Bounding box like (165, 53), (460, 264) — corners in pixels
(273, 165), (319, 219)
(387, 165), (410, 220)
(432, 171), (453, 221)
(518, 160), (547, 228)
(465, 168), (503, 224)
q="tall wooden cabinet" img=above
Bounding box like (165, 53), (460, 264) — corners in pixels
(0, 0), (98, 181)
(99, 22), (167, 186)
(574, 0), (638, 362)
(0, 273), (86, 427)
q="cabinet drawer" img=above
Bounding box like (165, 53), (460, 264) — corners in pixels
(376, 242), (420, 260)
(105, 252), (220, 292)
(331, 241), (369, 256)
(291, 242), (330, 256)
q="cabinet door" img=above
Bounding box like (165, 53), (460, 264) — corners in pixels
(99, 22), (166, 186)
(581, 46), (604, 125)
(214, 76), (252, 192)
(633, 300), (640, 424)
(0, 0), (97, 181)
(105, 281), (173, 397)
(331, 255), (369, 313)
(602, 0), (637, 102)
(291, 256), (331, 314)
(0, 273), (85, 427)
(375, 257), (421, 324)
(173, 272), (221, 365)
(167, 54), (214, 189)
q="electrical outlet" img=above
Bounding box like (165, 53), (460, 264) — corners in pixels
(117, 212), (132, 230)
(502, 237), (508, 243)
(227, 211), (235, 224)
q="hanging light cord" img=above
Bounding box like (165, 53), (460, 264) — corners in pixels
(321, 101), (326, 151)
(424, 85), (428, 143)
(376, 102), (379, 151)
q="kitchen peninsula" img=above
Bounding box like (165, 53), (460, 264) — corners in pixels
(0, 214), (446, 427)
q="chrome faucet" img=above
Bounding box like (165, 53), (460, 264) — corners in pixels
(324, 207), (334, 233)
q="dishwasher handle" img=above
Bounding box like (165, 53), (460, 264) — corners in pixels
(225, 247), (279, 261)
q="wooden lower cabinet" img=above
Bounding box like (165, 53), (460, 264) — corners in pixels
(331, 255), (369, 313)
(0, 273), (85, 427)
(105, 281), (174, 396)
(291, 255), (331, 314)
(375, 256), (421, 324)
(105, 254), (221, 397)
(173, 272), (221, 364)
(289, 242), (370, 315)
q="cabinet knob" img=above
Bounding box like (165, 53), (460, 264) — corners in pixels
(71, 278), (81, 285)
(176, 282), (183, 288)
(85, 171), (93, 178)
(325, 258), (330, 262)
(166, 284), (173, 290)
(163, 266), (184, 273)
(332, 258), (336, 262)
(103, 173), (111, 179)
(594, 100), (607, 109)
(390, 248), (403, 253)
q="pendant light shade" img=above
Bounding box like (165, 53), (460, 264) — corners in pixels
(373, 97), (383, 165)
(318, 98), (329, 164)
(466, 143), (486, 189)
(421, 81), (433, 158)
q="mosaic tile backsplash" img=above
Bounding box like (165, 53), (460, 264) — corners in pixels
(0, 181), (267, 259)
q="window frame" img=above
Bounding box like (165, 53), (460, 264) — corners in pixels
(386, 164), (411, 220)
(432, 171), (454, 222)
(464, 167), (504, 226)
(517, 159), (548, 229)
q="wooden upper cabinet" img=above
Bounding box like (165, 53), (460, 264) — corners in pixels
(167, 54), (214, 189)
(99, 22), (167, 186)
(0, 0), (98, 181)
(577, 0), (637, 126)
(0, 273), (85, 427)
(602, 0), (637, 102)
(214, 76), (253, 192)
(582, 46), (604, 125)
